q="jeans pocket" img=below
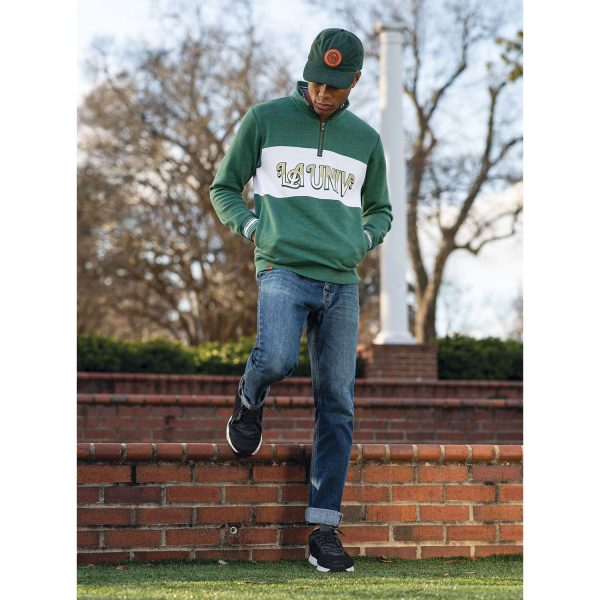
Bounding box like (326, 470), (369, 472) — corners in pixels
(256, 267), (275, 283)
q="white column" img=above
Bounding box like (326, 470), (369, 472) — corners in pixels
(373, 23), (415, 345)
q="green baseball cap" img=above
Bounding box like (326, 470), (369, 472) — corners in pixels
(303, 28), (364, 89)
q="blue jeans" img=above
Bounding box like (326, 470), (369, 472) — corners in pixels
(239, 267), (360, 527)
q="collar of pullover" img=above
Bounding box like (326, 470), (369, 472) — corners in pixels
(290, 80), (350, 121)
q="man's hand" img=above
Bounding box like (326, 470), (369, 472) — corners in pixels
(251, 231), (256, 242)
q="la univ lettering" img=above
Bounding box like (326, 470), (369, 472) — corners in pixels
(276, 162), (356, 197)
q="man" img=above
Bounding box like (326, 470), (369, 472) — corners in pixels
(209, 28), (393, 573)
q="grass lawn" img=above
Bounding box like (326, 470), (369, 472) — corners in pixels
(77, 555), (523, 599)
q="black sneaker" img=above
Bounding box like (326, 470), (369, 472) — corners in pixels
(225, 378), (264, 456)
(308, 527), (355, 573)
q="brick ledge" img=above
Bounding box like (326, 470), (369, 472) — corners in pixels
(77, 394), (523, 409)
(78, 372), (522, 387)
(78, 443), (523, 464)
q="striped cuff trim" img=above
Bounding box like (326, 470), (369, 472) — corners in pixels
(243, 217), (259, 239)
(364, 229), (373, 250)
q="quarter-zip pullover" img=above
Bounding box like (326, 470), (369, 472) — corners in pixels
(209, 81), (393, 284)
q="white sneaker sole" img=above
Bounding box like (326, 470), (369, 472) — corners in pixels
(226, 416), (262, 456)
(308, 554), (355, 573)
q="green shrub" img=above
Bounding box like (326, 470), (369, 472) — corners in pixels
(77, 334), (196, 374)
(437, 334), (522, 380)
(193, 335), (313, 376)
(78, 333), (520, 380)
(78, 333), (318, 376)
(77, 334), (127, 372)
(125, 338), (197, 374)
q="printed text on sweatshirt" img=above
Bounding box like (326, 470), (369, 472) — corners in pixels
(209, 81), (393, 284)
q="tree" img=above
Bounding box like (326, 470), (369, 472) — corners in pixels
(77, 163), (136, 337)
(508, 287), (523, 341)
(308, 0), (523, 342)
(78, 1), (290, 344)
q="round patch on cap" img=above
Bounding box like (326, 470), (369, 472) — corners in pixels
(323, 49), (342, 67)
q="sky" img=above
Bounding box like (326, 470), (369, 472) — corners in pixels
(77, 0), (523, 339)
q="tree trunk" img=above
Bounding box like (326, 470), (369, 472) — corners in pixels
(414, 292), (438, 343)
(414, 237), (453, 343)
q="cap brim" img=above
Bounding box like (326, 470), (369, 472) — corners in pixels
(303, 62), (356, 88)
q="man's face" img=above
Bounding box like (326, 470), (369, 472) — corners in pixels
(305, 71), (361, 120)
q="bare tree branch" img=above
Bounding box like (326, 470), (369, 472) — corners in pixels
(78, 2), (291, 344)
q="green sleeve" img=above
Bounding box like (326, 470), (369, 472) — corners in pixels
(361, 136), (393, 250)
(209, 108), (262, 241)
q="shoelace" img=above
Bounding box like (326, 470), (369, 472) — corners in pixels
(234, 404), (262, 433)
(313, 528), (346, 554)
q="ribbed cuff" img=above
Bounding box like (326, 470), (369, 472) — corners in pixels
(242, 216), (259, 241)
(363, 228), (373, 250)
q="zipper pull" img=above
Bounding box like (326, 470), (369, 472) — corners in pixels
(318, 121), (326, 157)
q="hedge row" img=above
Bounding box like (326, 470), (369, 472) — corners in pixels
(77, 334), (320, 378)
(77, 333), (522, 380)
(437, 334), (522, 381)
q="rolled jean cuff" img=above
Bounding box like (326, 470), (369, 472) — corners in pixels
(305, 507), (342, 527)
(239, 377), (270, 410)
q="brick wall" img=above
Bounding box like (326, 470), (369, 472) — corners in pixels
(77, 443), (523, 564)
(78, 373), (523, 399)
(78, 395), (522, 444)
(360, 343), (438, 380)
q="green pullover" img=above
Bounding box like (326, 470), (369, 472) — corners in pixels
(209, 81), (393, 284)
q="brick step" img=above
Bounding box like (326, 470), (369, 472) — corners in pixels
(77, 442), (523, 564)
(77, 393), (522, 409)
(78, 394), (523, 445)
(78, 372), (522, 399)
